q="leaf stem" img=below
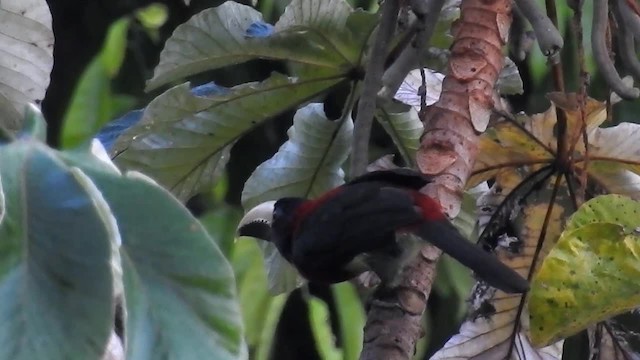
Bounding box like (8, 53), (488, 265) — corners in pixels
(349, 0), (400, 178)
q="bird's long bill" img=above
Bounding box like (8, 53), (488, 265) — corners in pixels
(417, 221), (530, 293)
(236, 201), (276, 242)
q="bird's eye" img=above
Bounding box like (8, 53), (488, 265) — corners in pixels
(273, 206), (285, 221)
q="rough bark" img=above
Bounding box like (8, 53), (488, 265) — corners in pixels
(360, 0), (513, 358)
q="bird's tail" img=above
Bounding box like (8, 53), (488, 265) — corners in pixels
(416, 221), (530, 294)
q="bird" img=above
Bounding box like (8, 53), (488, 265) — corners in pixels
(237, 168), (529, 294)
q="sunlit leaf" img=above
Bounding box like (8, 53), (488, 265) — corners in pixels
(241, 103), (353, 294)
(114, 73), (342, 201)
(0, 0), (53, 132)
(0, 141), (114, 360)
(530, 195), (640, 346)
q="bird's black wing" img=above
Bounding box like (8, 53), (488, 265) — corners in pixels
(346, 168), (432, 190)
(291, 184), (421, 266)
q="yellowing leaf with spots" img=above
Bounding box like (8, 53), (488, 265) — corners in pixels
(529, 195), (640, 347)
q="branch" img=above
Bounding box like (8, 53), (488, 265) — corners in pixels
(379, 0), (447, 100)
(592, 0), (640, 99)
(615, 0), (640, 82)
(514, 0), (564, 56)
(349, 0), (400, 178)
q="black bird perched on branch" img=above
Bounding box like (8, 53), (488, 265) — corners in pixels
(237, 169), (529, 294)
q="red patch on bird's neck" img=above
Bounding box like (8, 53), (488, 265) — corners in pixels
(409, 191), (447, 221)
(292, 186), (344, 235)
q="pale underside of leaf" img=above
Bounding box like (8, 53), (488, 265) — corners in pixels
(587, 122), (640, 199)
(74, 167), (244, 360)
(275, 0), (352, 31)
(0, 0), (53, 132)
(394, 68), (444, 110)
(376, 107), (424, 166)
(147, 2), (263, 89)
(0, 141), (113, 360)
(114, 73), (342, 201)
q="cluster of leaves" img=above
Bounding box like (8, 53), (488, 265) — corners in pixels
(431, 94), (640, 359)
(0, 109), (244, 360)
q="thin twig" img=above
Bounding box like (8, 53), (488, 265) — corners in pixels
(592, 0), (640, 99)
(349, 0), (401, 178)
(615, 0), (640, 81)
(542, 0), (565, 91)
(379, 0), (447, 100)
(569, 0), (589, 204)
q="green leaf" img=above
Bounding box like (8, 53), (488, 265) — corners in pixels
(201, 206), (242, 257)
(241, 103), (352, 293)
(78, 169), (245, 360)
(146, 2), (264, 89)
(231, 240), (272, 348)
(0, 0), (54, 133)
(254, 295), (287, 360)
(565, 194), (640, 232)
(0, 141), (114, 360)
(146, 0), (370, 90)
(308, 296), (343, 360)
(135, 3), (168, 31)
(115, 74), (342, 202)
(375, 107), (423, 166)
(19, 103), (47, 142)
(530, 195), (640, 347)
(61, 17), (132, 148)
(332, 283), (365, 360)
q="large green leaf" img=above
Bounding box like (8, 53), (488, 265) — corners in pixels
(332, 283), (365, 360)
(113, 73), (342, 201)
(0, 141), (114, 360)
(530, 195), (640, 346)
(72, 166), (245, 360)
(308, 296), (343, 360)
(241, 103), (352, 293)
(147, 0), (370, 90)
(0, 0), (54, 132)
